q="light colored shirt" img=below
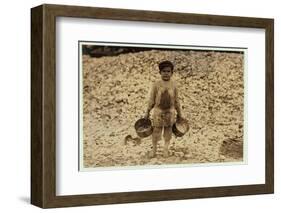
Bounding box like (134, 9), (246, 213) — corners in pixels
(147, 79), (181, 126)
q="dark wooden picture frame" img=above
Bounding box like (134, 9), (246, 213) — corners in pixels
(31, 4), (274, 208)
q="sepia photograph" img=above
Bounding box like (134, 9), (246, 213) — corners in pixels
(79, 42), (246, 170)
(30, 4), (274, 207)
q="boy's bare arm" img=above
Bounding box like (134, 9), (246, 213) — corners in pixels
(145, 84), (156, 118)
(175, 87), (182, 119)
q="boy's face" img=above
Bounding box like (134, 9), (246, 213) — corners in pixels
(160, 66), (173, 81)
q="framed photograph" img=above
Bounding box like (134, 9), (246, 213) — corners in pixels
(31, 4), (274, 208)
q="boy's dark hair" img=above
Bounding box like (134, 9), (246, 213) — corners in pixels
(159, 60), (174, 71)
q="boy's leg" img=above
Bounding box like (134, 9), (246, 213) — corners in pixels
(150, 127), (162, 158)
(163, 126), (172, 157)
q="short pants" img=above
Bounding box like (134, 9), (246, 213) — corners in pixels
(152, 107), (175, 142)
(152, 108), (176, 127)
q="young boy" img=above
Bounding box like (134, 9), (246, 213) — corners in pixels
(144, 60), (182, 158)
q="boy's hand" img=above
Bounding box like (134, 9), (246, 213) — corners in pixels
(144, 112), (150, 119)
(177, 114), (183, 121)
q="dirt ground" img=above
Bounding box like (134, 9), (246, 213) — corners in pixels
(82, 49), (244, 168)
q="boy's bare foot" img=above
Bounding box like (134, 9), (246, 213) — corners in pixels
(148, 150), (156, 158)
(163, 149), (169, 158)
